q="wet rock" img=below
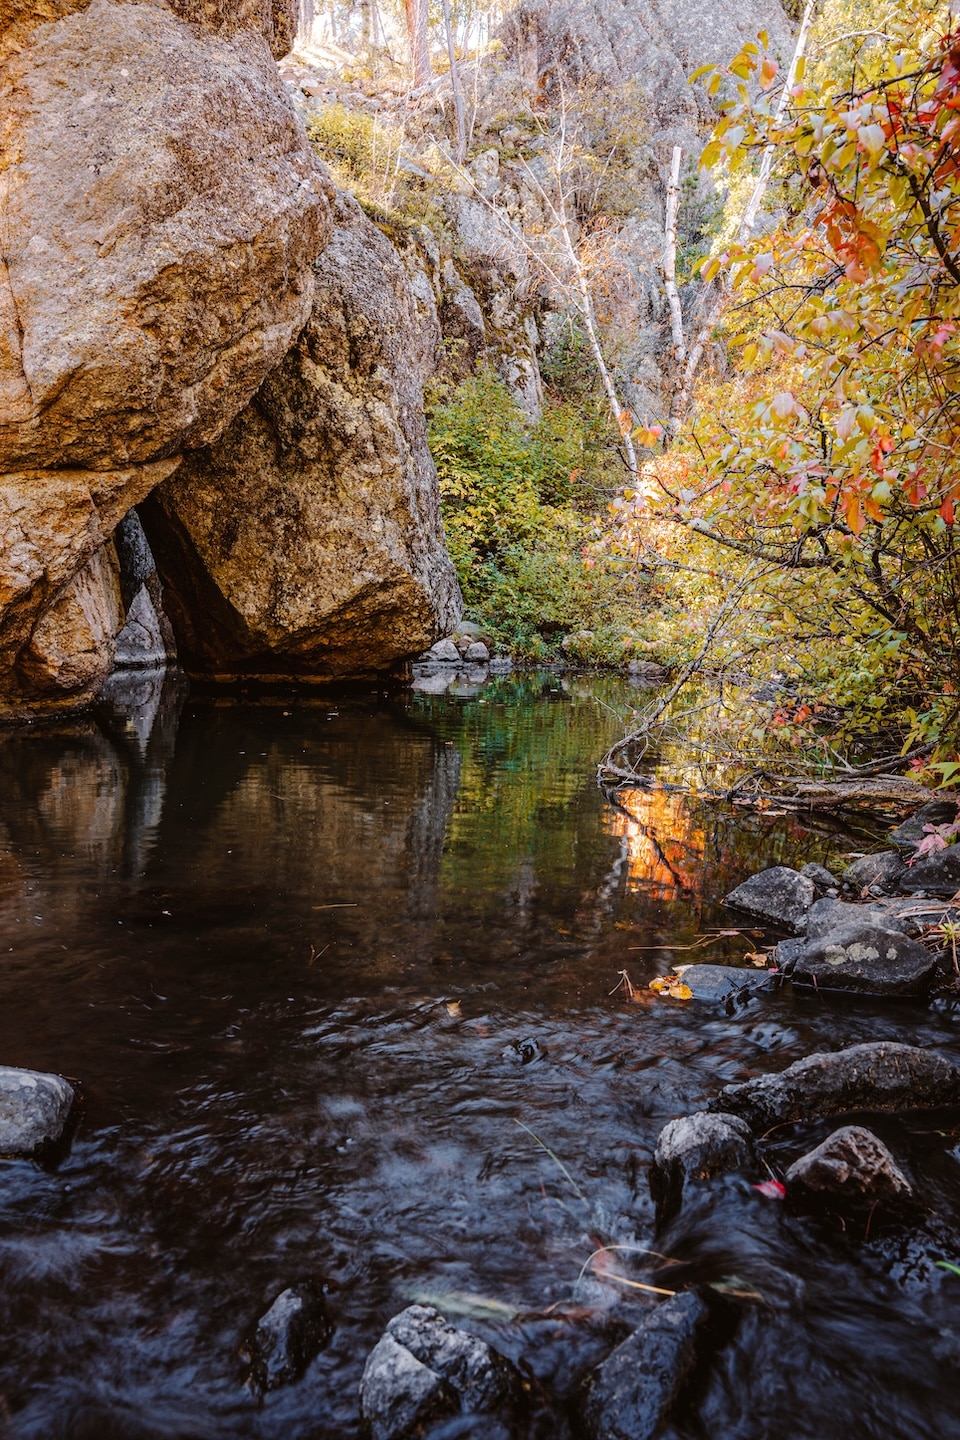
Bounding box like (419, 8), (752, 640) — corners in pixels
(710, 1042), (960, 1130)
(0, 1066), (75, 1159)
(429, 639), (462, 663)
(359, 1305), (522, 1440)
(651, 1111), (757, 1227)
(889, 799), (959, 850)
(843, 851), (907, 895)
(724, 866), (815, 933)
(463, 641), (491, 663)
(800, 862), (840, 891)
(791, 919), (937, 997)
(675, 965), (772, 1003)
(360, 1332), (457, 1440)
(245, 1283), (332, 1393)
(875, 897), (960, 937)
(627, 660), (670, 684)
(804, 898), (910, 940)
(488, 657), (514, 673)
(579, 1292), (708, 1440)
(772, 938), (805, 975)
(786, 1126), (913, 1207)
(898, 848), (960, 897)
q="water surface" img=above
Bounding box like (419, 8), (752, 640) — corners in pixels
(1, 671), (958, 1438)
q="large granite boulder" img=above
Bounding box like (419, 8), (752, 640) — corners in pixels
(0, 0), (331, 711)
(142, 190), (462, 679)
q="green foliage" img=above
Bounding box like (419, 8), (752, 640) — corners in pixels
(427, 368), (647, 662)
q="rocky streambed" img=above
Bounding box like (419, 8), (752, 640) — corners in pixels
(1, 674), (959, 1439)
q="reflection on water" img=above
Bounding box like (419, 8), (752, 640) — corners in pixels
(0, 671), (957, 1439)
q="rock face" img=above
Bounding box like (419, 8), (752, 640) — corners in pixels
(0, 1065), (75, 1158)
(359, 1304), (522, 1440)
(244, 1283), (332, 1393)
(785, 1126), (913, 1208)
(579, 1292), (708, 1440)
(724, 866), (816, 933)
(142, 191), (461, 680)
(0, 0), (332, 712)
(651, 1111), (756, 1227)
(710, 1043), (960, 1131)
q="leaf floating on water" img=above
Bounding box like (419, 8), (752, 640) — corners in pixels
(753, 1179), (787, 1199)
(649, 975), (693, 1001)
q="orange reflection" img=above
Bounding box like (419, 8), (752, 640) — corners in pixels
(605, 786), (706, 905)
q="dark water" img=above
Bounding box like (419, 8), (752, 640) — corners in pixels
(1, 670), (959, 1438)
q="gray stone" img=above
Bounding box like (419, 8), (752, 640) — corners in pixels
(889, 799), (959, 850)
(463, 641), (490, 663)
(429, 638), (463, 663)
(674, 965), (772, 1003)
(843, 851), (907, 895)
(710, 1042), (960, 1131)
(898, 847), (960, 897)
(579, 1292), (708, 1440)
(875, 897), (960, 937)
(360, 1333), (457, 1440)
(791, 923), (937, 997)
(804, 897), (910, 940)
(245, 1283), (332, 1394)
(0, 1066), (75, 1159)
(724, 866), (816, 933)
(359, 1305), (522, 1440)
(786, 1125), (912, 1207)
(800, 862), (840, 890)
(488, 657), (514, 673)
(651, 1111), (756, 1227)
(772, 938), (805, 975)
(627, 660), (670, 684)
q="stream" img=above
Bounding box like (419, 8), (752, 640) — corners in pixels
(1, 669), (959, 1438)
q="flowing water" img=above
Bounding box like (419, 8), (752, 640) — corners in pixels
(1, 669), (959, 1438)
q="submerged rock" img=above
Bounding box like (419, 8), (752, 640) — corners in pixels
(244, 1283), (332, 1393)
(651, 1111), (757, 1227)
(843, 851), (907, 895)
(786, 1126), (913, 1208)
(0, 1066), (76, 1159)
(724, 867), (815, 933)
(791, 923), (937, 997)
(710, 1042), (960, 1130)
(359, 1304), (522, 1440)
(673, 965), (772, 1003)
(579, 1292), (708, 1440)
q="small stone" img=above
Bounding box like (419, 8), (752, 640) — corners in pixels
(463, 640), (490, 663)
(842, 851), (907, 895)
(674, 965), (771, 1002)
(791, 922), (937, 997)
(710, 1041), (960, 1130)
(651, 1111), (757, 1227)
(800, 862), (840, 890)
(245, 1283), (332, 1393)
(429, 638), (462, 663)
(360, 1333), (457, 1440)
(786, 1125), (913, 1206)
(772, 937), (806, 975)
(898, 847), (960, 897)
(579, 1292), (708, 1440)
(359, 1305), (522, 1440)
(724, 866), (816, 933)
(0, 1066), (76, 1159)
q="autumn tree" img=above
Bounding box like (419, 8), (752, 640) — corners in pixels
(622, 5), (960, 769)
